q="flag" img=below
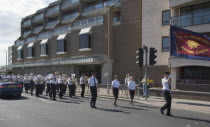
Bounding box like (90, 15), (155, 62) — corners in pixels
(170, 25), (210, 61)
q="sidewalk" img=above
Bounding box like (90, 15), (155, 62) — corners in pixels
(81, 88), (210, 114)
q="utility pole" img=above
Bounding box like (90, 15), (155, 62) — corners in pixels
(143, 46), (148, 101)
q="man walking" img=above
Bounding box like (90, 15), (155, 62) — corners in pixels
(111, 75), (122, 106)
(88, 74), (100, 108)
(160, 72), (173, 116)
(80, 74), (86, 98)
(49, 72), (57, 101)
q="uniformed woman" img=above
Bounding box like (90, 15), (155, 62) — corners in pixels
(128, 76), (136, 105)
(111, 75), (123, 106)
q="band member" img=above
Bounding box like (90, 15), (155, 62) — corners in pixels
(88, 74), (100, 108)
(67, 75), (74, 98)
(34, 74), (42, 97)
(124, 74), (130, 98)
(29, 73), (35, 96)
(58, 73), (65, 99)
(71, 74), (77, 96)
(128, 76), (136, 105)
(160, 72), (173, 116)
(40, 75), (45, 95)
(80, 74), (86, 98)
(23, 74), (30, 93)
(13, 74), (18, 82)
(49, 72), (57, 101)
(63, 74), (68, 95)
(111, 75), (123, 106)
(45, 73), (50, 96)
(18, 74), (24, 88)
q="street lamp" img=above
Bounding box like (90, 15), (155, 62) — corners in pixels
(104, 4), (114, 96)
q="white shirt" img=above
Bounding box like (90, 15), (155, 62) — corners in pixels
(112, 80), (120, 88)
(34, 76), (40, 85)
(18, 76), (23, 82)
(45, 75), (50, 84)
(128, 81), (136, 90)
(58, 77), (64, 84)
(67, 78), (73, 85)
(88, 77), (98, 87)
(49, 74), (57, 84)
(162, 78), (170, 91)
(80, 77), (85, 85)
(23, 76), (30, 83)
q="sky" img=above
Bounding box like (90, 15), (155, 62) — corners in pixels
(0, 0), (56, 66)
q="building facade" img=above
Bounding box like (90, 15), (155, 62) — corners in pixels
(143, 0), (210, 92)
(9, 0), (142, 84)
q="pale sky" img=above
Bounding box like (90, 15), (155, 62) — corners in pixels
(0, 0), (56, 66)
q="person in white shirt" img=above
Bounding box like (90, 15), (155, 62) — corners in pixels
(124, 74), (130, 98)
(111, 75), (123, 106)
(67, 75), (74, 98)
(88, 74), (100, 108)
(23, 74), (30, 93)
(128, 76), (136, 105)
(160, 72), (173, 116)
(49, 72), (57, 101)
(45, 73), (50, 96)
(58, 73), (65, 99)
(34, 74), (42, 97)
(80, 74), (86, 98)
(29, 73), (35, 96)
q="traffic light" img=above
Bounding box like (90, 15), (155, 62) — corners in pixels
(149, 48), (157, 66)
(136, 48), (144, 66)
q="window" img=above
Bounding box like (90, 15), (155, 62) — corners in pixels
(17, 49), (23, 59)
(79, 34), (91, 50)
(40, 44), (48, 55)
(57, 39), (67, 53)
(27, 47), (34, 57)
(162, 10), (171, 25)
(162, 37), (170, 52)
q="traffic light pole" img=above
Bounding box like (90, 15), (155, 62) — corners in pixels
(143, 46), (148, 101)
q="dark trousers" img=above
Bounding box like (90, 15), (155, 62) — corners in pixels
(80, 84), (85, 97)
(24, 83), (30, 92)
(72, 84), (76, 96)
(161, 90), (172, 115)
(129, 90), (135, 99)
(90, 86), (97, 107)
(49, 84), (56, 100)
(40, 83), (45, 95)
(68, 85), (74, 98)
(46, 83), (50, 96)
(35, 84), (41, 97)
(113, 88), (119, 99)
(59, 83), (65, 98)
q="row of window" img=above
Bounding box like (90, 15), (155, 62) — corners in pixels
(17, 33), (91, 59)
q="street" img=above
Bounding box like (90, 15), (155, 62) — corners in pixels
(0, 93), (210, 127)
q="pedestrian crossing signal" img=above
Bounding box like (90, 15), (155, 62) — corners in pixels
(136, 48), (144, 66)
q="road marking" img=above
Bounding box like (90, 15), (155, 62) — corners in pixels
(16, 116), (20, 118)
(68, 110), (71, 112)
(38, 98), (50, 103)
(32, 114), (35, 116)
(44, 113), (48, 115)
(186, 125), (190, 127)
(194, 123), (199, 125)
(0, 118), (4, 121)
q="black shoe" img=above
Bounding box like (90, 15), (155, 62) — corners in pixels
(160, 109), (164, 115)
(53, 99), (57, 101)
(166, 114), (173, 117)
(92, 106), (97, 109)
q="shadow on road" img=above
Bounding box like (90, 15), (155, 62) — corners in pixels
(118, 105), (148, 111)
(96, 107), (130, 114)
(0, 95), (29, 100)
(173, 115), (210, 123)
(176, 102), (210, 107)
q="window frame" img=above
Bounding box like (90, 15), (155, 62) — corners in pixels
(79, 33), (91, 51)
(162, 9), (171, 26)
(27, 47), (34, 58)
(162, 36), (170, 52)
(40, 43), (48, 56)
(57, 39), (67, 53)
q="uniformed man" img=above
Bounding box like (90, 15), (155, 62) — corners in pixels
(124, 74), (130, 98)
(88, 74), (100, 108)
(23, 74), (30, 93)
(49, 72), (57, 101)
(111, 75), (123, 106)
(29, 73), (35, 96)
(67, 75), (74, 98)
(58, 73), (65, 99)
(80, 74), (86, 98)
(45, 73), (50, 96)
(34, 74), (42, 97)
(40, 75), (45, 95)
(160, 72), (173, 116)
(128, 76), (136, 105)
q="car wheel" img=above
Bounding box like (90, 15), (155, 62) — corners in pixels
(17, 94), (21, 97)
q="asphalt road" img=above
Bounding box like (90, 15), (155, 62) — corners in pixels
(0, 93), (210, 127)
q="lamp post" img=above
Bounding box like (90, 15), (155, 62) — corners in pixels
(104, 4), (113, 96)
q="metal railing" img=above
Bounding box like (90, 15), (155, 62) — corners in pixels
(23, 31), (31, 37)
(37, 31), (52, 40)
(52, 25), (71, 35)
(46, 20), (59, 28)
(83, 0), (121, 13)
(172, 10), (210, 27)
(62, 0), (79, 8)
(62, 12), (79, 21)
(73, 16), (104, 27)
(33, 13), (44, 21)
(23, 20), (31, 26)
(33, 26), (44, 33)
(26, 36), (36, 43)
(46, 5), (59, 15)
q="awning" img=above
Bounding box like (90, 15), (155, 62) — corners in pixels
(27, 43), (34, 47)
(57, 34), (67, 40)
(17, 46), (23, 50)
(40, 39), (48, 44)
(79, 27), (92, 35)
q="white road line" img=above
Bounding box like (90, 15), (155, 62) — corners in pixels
(38, 98), (50, 103)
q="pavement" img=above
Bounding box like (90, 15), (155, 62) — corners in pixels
(0, 92), (210, 127)
(90, 88), (210, 114)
